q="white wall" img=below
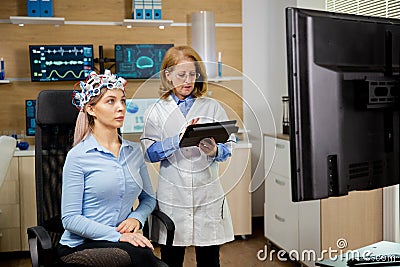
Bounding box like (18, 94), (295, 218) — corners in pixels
(242, 0), (325, 217)
(242, 0), (271, 217)
(297, 0), (325, 10)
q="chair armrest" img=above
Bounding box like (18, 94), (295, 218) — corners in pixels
(27, 226), (53, 267)
(151, 209), (175, 246)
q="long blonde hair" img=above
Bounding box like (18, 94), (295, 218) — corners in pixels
(159, 45), (208, 100)
(73, 88), (108, 146)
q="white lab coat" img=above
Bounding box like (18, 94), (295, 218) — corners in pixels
(141, 95), (235, 246)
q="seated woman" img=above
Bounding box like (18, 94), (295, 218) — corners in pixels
(57, 70), (167, 267)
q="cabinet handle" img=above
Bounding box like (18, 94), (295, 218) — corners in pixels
(0, 232), (2, 238)
(275, 143), (285, 149)
(275, 178), (286, 186)
(274, 214), (285, 223)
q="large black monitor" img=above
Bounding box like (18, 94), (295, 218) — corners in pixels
(115, 44), (173, 79)
(29, 44), (94, 82)
(286, 8), (400, 202)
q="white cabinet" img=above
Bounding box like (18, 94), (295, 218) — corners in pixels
(0, 158), (21, 252)
(0, 155), (36, 252)
(265, 172), (299, 252)
(264, 135), (382, 266)
(219, 144), (252, 236)
(19, 156), (37, 251)
(264, 135), (319, 266)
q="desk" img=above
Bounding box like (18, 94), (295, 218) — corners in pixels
(14, 146), (35, 157)
(316, 241), (400, 267)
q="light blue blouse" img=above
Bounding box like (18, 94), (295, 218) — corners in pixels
(60, 134), (156, 248)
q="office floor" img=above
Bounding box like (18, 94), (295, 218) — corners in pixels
(0, 218), (299, 267)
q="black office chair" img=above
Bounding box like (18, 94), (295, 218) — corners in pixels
(27, 90), (174, 267)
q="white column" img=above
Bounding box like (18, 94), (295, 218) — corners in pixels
(191, 11), (217, 78)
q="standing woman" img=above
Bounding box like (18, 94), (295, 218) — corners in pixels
(57, 70), (167, 267)
(141, 46), (235, 267)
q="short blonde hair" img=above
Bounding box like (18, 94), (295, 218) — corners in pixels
(159, 45), (208, 100)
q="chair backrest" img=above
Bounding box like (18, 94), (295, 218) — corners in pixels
(0, 135), (17, 188)
(35, 90), (78, 247)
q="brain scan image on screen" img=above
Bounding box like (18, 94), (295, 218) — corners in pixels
(115, 44), (173, 79)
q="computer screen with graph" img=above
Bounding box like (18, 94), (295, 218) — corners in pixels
(29, 44), (94, 82)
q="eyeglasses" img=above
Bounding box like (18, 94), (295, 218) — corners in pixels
(174, 71), (201, 81)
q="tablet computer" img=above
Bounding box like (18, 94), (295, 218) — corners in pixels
(179, 120), (238, 147)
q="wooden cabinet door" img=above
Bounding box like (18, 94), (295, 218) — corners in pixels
(0, 157), (21, 252)
(321, 189), (383, 252)
(19, 156), (36, 251)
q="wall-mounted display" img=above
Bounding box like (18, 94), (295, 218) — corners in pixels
(29, 44), (94, 82)
(115, 44), (173, 79)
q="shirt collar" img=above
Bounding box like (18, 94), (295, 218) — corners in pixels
(171, 93), (194, 105)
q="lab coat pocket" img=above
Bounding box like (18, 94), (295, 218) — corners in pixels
(206, 197), (226, 220)
(202, 197), (226, 240)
